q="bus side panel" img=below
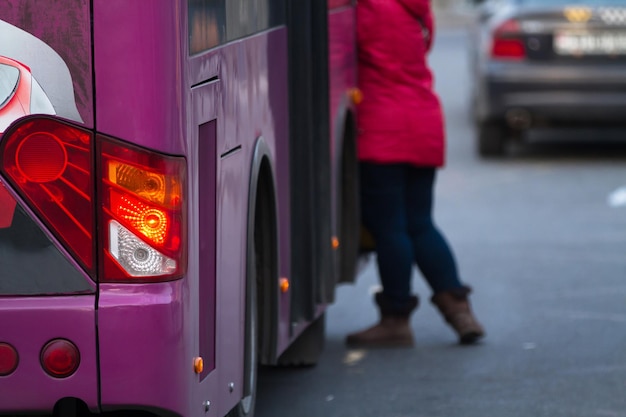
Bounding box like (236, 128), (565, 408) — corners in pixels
(95, 1), (292, 414)
(191, 27), (291, 373)
(207, 29), (290, 413)
(97, 282), (192, 416)
(190, 74), (227, 416)
(93, 2), (194, 416)
(92, 0), (186, 156)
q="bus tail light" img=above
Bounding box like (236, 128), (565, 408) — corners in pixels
(40, 339), (80, 378)
(0, 117), (95, 275)
(491, 19), (526, 60)
(0, 117), (186, 282)
(0, 342), (19, 376)
(99, 137), (186, 282)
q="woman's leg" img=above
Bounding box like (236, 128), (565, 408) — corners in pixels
(405, 166), (485, 344)
(360, 162), (415, 309)
(345, 162), (418, 347)
(405, 166), (463, 293)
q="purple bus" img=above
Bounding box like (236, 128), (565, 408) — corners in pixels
(0, 1), (359, 416)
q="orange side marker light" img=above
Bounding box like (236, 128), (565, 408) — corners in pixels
(193, 357), (204, 374)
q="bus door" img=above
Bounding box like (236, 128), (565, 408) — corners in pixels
(287, 0), (334, 325)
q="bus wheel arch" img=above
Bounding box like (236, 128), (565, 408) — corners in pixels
(228, 139), (279, 417)
(253, 155), (279, 366)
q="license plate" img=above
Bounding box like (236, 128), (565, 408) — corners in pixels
(554, 31), (626, 55)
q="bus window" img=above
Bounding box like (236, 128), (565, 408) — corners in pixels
(189, 0), (286, 54)
(189, 0), (225, 54)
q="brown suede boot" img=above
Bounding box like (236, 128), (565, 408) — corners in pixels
(345, 293), (419, 348)
(431, 287), (485, 345)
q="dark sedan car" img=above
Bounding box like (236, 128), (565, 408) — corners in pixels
(469, 0), (626, 156)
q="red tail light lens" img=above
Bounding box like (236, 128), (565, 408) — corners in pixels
(491, 19), (526, 60)
(0, 117), (94, 274)
(40, 339), (80, 378)
(492, 39), (526, 59)
(0, 342), (19, 376)
(99, 136), (186, 282)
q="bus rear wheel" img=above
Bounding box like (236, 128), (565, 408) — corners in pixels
(228, 175), (271, 417)
(276, 313), (325, 367)
(226, 248), (258, 417)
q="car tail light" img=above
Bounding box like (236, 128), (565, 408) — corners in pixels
(0, 117), (95, 275)
(0, 116), (187, 282)
(491, 18), (526, 60)
(99, 136), (186, 282)
(40, 339), (80, 378)
(0, 342), (19, 376)
(0, 180), (16, 228)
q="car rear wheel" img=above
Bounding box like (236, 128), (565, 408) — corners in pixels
(477, 122), (507, 157)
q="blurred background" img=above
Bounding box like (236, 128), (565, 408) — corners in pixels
(256, 1), (626, 416)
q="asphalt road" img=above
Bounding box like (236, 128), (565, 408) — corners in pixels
(256, 21), (626, 417)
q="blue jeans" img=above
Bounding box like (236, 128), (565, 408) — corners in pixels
(360, 163), (465, 311)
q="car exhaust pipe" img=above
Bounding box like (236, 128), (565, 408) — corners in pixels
(505, 108), (531, 129)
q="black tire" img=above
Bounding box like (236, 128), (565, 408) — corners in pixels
(276, 313), (325, 367)
(226, 260), (258, 417)
(227, 206), (263, 417)
(477, 122), (507, 157)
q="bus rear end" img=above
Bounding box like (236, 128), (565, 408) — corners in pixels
(0, 125), (189, 414)
(0, 1), (99, 414)
(0, 1), (191, 415)
(0, 0), (360, 416)
(0, 172), (98, 415)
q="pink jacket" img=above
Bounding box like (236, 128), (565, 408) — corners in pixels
(356, 0), (446, 167)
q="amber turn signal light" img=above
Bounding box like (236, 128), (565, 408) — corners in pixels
(194, 357), (204, 374)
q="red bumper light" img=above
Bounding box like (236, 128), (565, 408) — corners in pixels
(0, 342), (19, 376)
(41, 339), (80, 378)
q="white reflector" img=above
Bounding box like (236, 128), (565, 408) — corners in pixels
(109, 220), (176, 276)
